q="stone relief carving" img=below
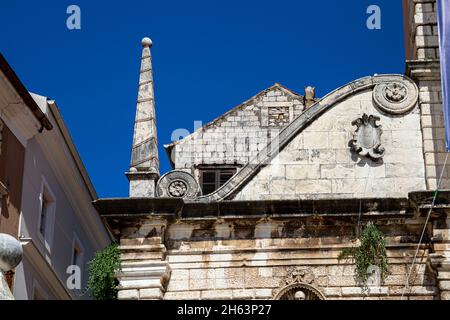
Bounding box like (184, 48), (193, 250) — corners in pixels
(274, 267), (325, 300)
(284, 267), (315, 285)
(268, 107), (290, 126)
(168, 180), (188, 198)
(384, 82), (407, 102)
(156, 171), (200, 199)
(373, 78), (418, 115)
(350, 114), (385, 160)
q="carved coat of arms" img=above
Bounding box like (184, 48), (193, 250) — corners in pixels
(284, 267), (315, 285)
(350, 114), (385, 160)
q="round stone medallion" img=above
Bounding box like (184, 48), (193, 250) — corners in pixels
(156, 171), (200, 199)
(168, 180), (188, 197)
(373, 78), (418, 115)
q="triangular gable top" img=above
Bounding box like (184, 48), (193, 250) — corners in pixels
(164, 83), (303, 150)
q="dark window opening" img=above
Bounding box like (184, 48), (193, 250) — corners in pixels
(200, 167), (237, 195)
(39, 197), (49, 237)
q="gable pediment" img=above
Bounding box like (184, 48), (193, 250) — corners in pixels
(186, 74), (423, 202)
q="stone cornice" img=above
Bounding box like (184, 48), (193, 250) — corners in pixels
(95, 196), (413, 220)
(96, 190), (450, 221)
(405, 59), (441, 81)
(126, 171), (160, 181)
(0, 53), (52, 132)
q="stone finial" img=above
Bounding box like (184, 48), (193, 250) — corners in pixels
(126, 37), (160, 197)
(304, 86), (315, 100)
(141, 37), (153, 48)
(304, 86), (316, 107)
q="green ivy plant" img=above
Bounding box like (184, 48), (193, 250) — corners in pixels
(338, 222), (389, 287)
(87, 243), (121, 300)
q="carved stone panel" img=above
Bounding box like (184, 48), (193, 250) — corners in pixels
(274, 267), (325, 300)
(350, 114), (385, 160)
(268, 107), (290, 126)
(284, 267), (315, 286)
(274, 283), (325, 300)
(156, 171), (200, 199)
(373, 78), (418, 115)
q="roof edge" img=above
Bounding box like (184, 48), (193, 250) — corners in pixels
(47, 100), (98, 200)
(0, 53), (53, 131)
(164, 83), (303, 149)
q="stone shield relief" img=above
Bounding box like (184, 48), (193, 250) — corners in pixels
(350, 114), (385, 160)
(156, 170), (201, 199)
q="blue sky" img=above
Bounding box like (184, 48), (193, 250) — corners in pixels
(0, 0), (405, 198)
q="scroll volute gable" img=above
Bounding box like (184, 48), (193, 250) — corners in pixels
(231, 75), (424, 201)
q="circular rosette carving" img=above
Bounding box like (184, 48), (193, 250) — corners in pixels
(373, 77), (418, 115)
(168, 180), (188, 197)
(156, 171), (200, 199)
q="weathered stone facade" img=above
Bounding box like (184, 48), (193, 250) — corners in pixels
(404, 0), (448, 190)
(96, 195), (443, 300)
(95, 0), (450, 300)
(236, 80), (425, 201)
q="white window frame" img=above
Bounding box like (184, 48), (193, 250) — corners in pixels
(37, 176), (56, 255)
(71, 232), (85, 282)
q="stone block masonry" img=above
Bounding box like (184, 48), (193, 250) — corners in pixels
(236, 89), (426, 200)
(404, 0), (449, 189)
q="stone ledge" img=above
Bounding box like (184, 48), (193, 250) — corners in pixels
(96, 196), (412, 220)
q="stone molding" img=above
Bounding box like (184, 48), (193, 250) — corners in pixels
(406, 60), (441, 81)
(189, 75), (419, 202)
(117, 260), (171, 300)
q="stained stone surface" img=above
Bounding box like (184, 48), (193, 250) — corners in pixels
(0, 272), (13, 300)
(95, 194), (443, 301)
(0, 234), (22, 301)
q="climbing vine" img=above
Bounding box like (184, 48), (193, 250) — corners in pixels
(338, 222), (389, 287)
(87, 243), (121, 300)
